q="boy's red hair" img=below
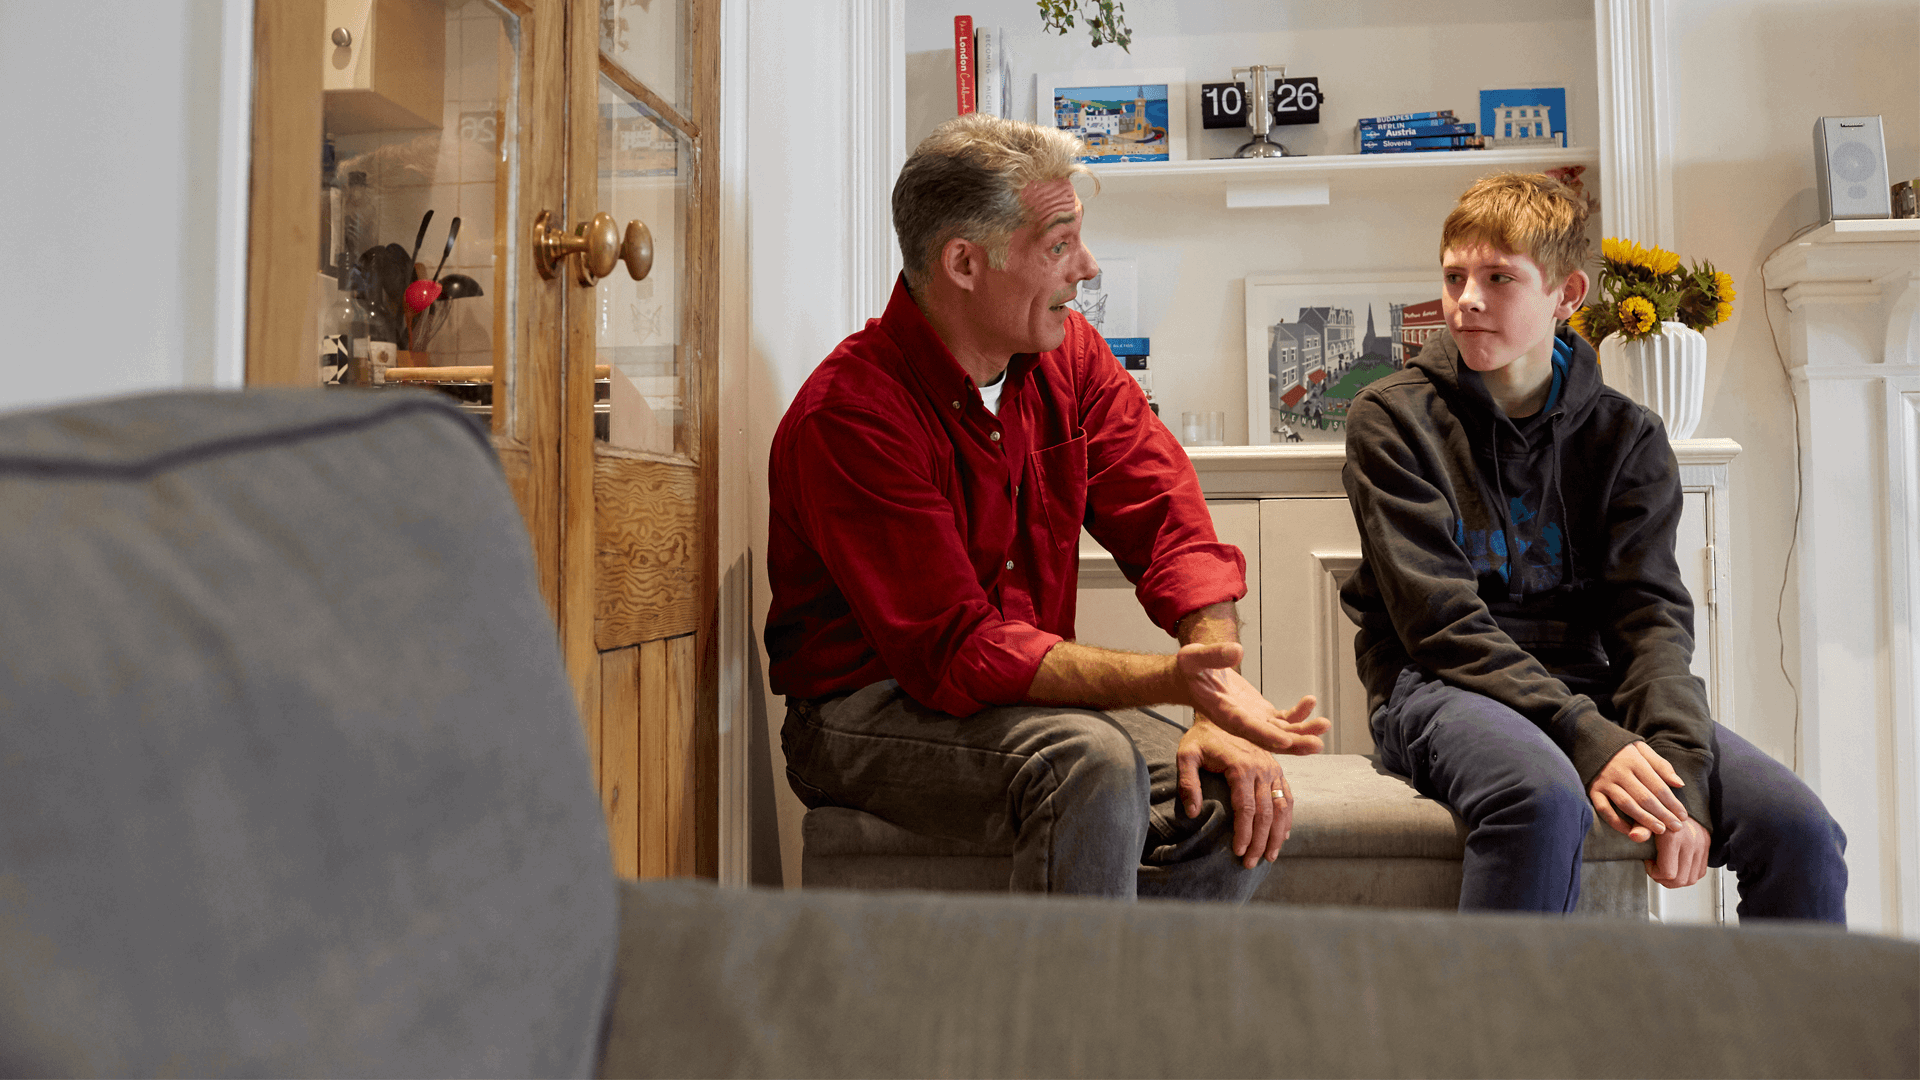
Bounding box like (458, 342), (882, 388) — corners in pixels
(1441, 172), (1589, 285)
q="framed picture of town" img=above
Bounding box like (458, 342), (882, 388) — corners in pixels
(1038, 69), (1187, 164)
(1243, 272), (1445, 445)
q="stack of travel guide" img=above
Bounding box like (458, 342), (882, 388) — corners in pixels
(1356, 111), (1485, 154)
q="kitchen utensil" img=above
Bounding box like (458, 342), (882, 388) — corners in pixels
(414, 298), (458, 353)
(368, 243), (412, 345)
(431, 217), (461, 283)
(409, 210), (434, 273)
(405, 278), (443, 314)
(437, 272), (485, 299)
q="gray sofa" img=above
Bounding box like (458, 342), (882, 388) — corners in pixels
(0, 389), (1912, 1079)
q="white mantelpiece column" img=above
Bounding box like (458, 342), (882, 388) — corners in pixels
(1763, 219), (1920, 937)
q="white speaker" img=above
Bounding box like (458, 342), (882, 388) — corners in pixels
(1814, 115), (1891, 222)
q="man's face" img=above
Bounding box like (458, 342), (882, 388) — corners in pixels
(1441, 243), (1579, 375)
(973, 177), (1099, 357)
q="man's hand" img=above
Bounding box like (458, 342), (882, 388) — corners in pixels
(1176, 642), (1329, 755)
(1177, 717), (1293, 869)
(1589, 741), (1688, 842)
(1648, 818), (1710, 889)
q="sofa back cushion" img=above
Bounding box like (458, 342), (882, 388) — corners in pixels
(0, 390), (614, 1077)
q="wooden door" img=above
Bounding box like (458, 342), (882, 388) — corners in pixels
(562, 0), (718, 879)
(247, 0), (569, 606)
(245, 0), (717, 879)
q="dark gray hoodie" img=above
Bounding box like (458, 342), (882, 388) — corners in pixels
(1340, 326), (1714, 828)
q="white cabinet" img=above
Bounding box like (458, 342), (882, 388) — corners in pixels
(1076, 438), (1742, 920)
(1075, 500), (1261, 728)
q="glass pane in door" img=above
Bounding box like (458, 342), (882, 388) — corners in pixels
(317, 0), (521, 436)
(598, 0), (688, 116)
(596, 74), (688, 458)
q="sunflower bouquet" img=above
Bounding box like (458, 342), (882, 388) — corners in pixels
(1568, 238), (1736, 344)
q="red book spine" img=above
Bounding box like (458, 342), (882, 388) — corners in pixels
(953, 15), (975, 114)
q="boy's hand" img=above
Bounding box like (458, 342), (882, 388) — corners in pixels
(1589, 741), (1688, 842)
(1176, 717), (1293, 868)
(1648, 818), (1710, 889)
(1175, 642), (1328, 755)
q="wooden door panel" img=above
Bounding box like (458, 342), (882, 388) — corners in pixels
(593, 455), (699, 649)
(599, 644), (640, 878)
(600, 633), (697, 878)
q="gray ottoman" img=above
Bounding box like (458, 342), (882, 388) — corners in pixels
(802, 753), (1655, 916)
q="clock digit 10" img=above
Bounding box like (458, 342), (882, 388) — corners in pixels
(1199, 81), (1248, 129)
(1271, 76), (1322, 126)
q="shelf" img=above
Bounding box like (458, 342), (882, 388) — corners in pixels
(1087, 146), (1602, 209)
(1174, 438), (1740, 499)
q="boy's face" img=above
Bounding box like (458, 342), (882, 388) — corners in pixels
(1440, 243), (1587, 376)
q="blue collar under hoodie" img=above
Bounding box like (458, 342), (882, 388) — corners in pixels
(1337, 325), (1718, 830)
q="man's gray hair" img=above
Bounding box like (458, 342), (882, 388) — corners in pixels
(892, 114), (1095, 290)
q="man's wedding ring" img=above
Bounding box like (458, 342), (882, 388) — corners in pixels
(1271, 789), (1286, 800)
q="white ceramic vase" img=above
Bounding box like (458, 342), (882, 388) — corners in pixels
(1602, 321), (1706, 440)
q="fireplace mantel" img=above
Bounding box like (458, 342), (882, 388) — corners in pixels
(1762, 218), (1920, 937)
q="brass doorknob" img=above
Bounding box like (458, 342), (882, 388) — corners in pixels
(534, 210), (654, 286)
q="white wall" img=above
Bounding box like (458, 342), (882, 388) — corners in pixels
(0, 1), (251, 414)
(1669, 0), (1917, 781)
(1668, 0), (1918, 932)
(739, 0), (880, 886)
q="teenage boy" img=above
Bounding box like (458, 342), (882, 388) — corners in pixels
(1340, 172), (1847, 918)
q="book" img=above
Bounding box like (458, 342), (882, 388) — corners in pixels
(1355, 109), (1454, 126)
(974, 25), (1004, 118)
(1361, 134), (1483, 150)
(1360, 122), (1476, 140)
(1357, 115), (1462, 135)
(1360, 137), (1487, 154)
(953, 15), (975, 115)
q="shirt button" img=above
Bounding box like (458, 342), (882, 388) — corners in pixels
(1005, 560), (1015, 570)
(990, 431), (1001, 441)
(951, 400), (961, 410)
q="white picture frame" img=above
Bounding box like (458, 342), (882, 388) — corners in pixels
(1037, 69), (1187, 163)
(1244, 271), (1443, 445)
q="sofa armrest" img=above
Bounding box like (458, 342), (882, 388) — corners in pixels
(600, 879), (1916, 1079)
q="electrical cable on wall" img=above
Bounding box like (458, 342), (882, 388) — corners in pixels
(1758, 222), (1820, 773)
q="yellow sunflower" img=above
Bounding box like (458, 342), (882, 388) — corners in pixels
(1601, 237), (1682, 277)
(1683, 267), (1737, 329)
(1567, 305), (1595, 342)
(1618, 296), (1659, 337)
(1711, 270), (1736, 304)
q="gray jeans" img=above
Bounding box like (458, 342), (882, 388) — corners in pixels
(782, 680), (1272, 900)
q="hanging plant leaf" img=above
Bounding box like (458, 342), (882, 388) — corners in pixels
(1037, 0), (1132, 51)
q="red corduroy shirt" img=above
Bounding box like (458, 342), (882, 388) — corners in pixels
(764, 276), (1247, 716)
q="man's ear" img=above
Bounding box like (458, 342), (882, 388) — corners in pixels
(937, 236), (984, 294)
(1554, 268), (1591, 320)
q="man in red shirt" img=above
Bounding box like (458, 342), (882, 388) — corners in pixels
(767, 115), (1328, 898)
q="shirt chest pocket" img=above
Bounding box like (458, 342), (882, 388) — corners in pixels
(1027, 431), (1088, 556)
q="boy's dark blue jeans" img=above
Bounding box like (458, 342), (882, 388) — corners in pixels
(1371, 666), (1849, 921)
